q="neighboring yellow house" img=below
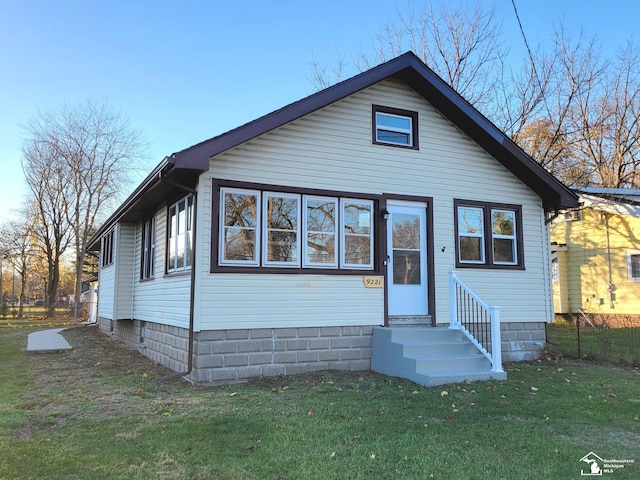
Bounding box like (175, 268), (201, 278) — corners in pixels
(551, 188), (640, 316)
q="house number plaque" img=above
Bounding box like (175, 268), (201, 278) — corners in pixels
(363, 276), (384, 288)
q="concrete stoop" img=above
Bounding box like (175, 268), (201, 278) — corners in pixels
(371, 327), (507, 387)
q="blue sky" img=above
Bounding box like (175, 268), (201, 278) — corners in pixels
(1, 0), (639, 222)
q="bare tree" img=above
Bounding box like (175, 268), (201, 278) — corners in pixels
(21, 99), (146, 319)
(312, 2), (507, 113)
(0, 218), (38, 317)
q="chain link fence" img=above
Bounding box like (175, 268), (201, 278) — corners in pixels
(546, 313), (640, 366)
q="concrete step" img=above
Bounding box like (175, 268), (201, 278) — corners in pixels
(388, 327), (463, 343)
(401, 339), (478, 356)
(371, 326), (506, 387)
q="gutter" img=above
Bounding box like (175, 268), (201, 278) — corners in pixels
(158, 176), (198, 383)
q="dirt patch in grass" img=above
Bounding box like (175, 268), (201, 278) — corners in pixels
(17, 326), (191, 437)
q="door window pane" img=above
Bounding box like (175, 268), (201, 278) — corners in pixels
(393, 251), (421, 285)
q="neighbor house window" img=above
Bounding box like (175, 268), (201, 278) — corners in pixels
(141, 216), (155, 279)
(217, 186), (375, 271)
(167, 195), (193, 273)
(101, 229), (115, 267)
(627, 251), (640, 281)
(454, 200), (523, 269)
(372, 105), (419, 149)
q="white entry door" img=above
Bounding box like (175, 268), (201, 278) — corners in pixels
(387, 202), (428, 316)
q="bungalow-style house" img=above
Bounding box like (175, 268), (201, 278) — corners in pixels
(87, 52), (578, 386)
(551, 188), (640, 319)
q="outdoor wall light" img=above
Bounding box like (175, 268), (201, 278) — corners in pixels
(381, 208), (390, 220)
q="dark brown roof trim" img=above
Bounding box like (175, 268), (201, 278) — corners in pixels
(171, 51), (578, 211)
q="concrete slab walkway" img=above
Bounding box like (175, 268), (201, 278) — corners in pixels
(27, 328), (73, 353)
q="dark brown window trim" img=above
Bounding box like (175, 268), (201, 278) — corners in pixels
(454, 199), (525, 270)
(372, 104), (419, 150)
(211, 179), (383, 275)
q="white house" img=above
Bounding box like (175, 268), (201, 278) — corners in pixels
(87, 52), (578, 386)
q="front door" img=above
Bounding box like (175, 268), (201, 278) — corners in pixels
(387, 202), (428, 316)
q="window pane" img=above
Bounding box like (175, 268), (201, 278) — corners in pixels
(224, 193), (257, 228)
(377, 113), (411, 130)
(458, 207), (483, 234)
(169, 207), (177, 270)
(631, 255), (640, 278)
(392, 213), (420, 249)
(267, 231), (298, 262)
(493, 238), (515, 263)
(460, 236), (483, 262)
(265, 194), (299, 264)
(344, 235), (371, 265)
(224, 227), (256, 261)
(492, 210), (515, 235)
(343, 202), (371, 235)
(306, 233), (335, 263)
(393, 251), (421, 285)
(306, 198), (336, 233)
(377, 130), (410, 145)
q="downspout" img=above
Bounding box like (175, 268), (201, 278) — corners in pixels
(603, 212), (615, 309)
(158, 177), (198, 383)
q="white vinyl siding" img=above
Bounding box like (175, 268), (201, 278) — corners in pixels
(196, 78), (552, 328)
(132, 204), (191, 327)
(114, 224), (135, 319)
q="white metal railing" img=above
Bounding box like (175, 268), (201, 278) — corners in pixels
(449, 270), (503, 373)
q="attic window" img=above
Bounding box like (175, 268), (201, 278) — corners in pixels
(372, 105), (418, 149)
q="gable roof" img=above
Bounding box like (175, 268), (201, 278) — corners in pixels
(574, 187), (640, 218)
(87, 51), (577, 251)
(171, 51), (577, 211)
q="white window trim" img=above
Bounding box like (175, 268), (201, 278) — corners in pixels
(303, 196), (339, 268)
(263, 192), (301, 267)
(458, 206), (486, 264)
(101, 229), (115, 268)
(167, 195), (193, 273)
(219, 188), (261, 266)
(340, 198), (374, 270)
(627, 250), (640, 282)
(491, 208), (517, 265)
(375, 112), (413, 147)
(141, 217), (155, 279)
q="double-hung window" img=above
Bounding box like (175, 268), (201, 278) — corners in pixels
(264, 193), (300, 266)
(303, 196), (338, 267)
(167, 195), (193, 273)
(217, 185), (374, 271)
(101, 229), (115, 267)
(455, 200), (523, 269)
(627, 251), (640, 281)
(372, 105), (419, 149)
(141, 216), (155, 279)
(220, 188), (260, 265)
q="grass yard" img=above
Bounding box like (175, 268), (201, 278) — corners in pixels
(1, 327), (638, 480)
(547, 323), (640, 365)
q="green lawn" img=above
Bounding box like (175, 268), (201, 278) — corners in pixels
(1, 327), (638, 479)
(547, 324), (640, 365)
